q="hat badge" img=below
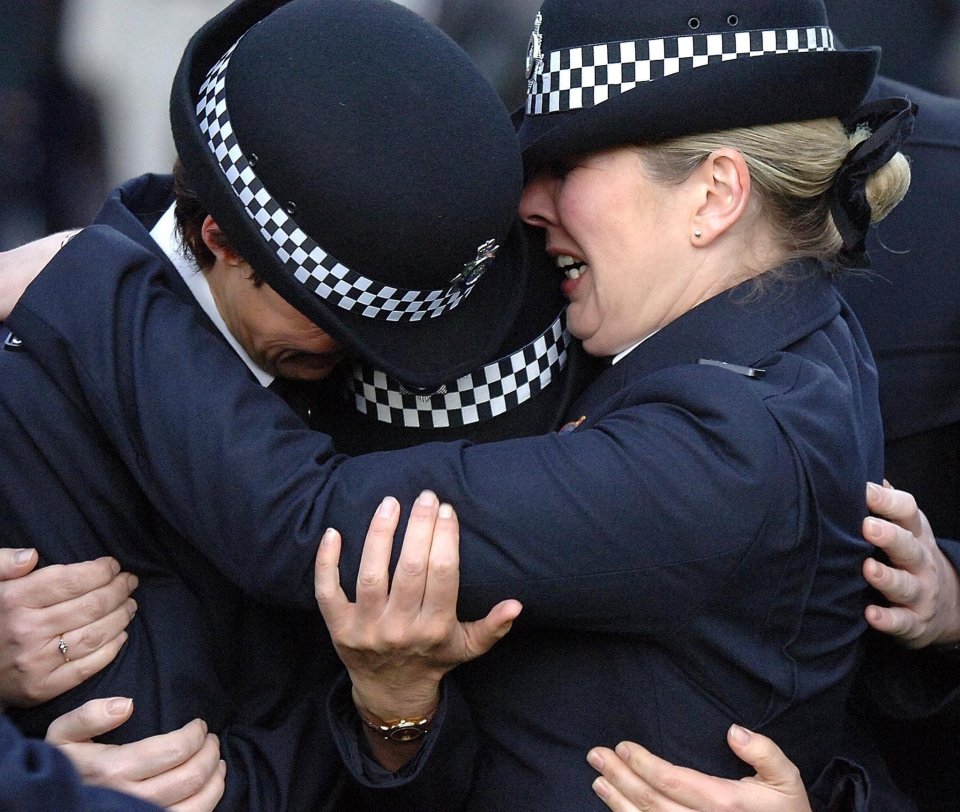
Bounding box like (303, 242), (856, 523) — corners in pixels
(450, 239), (500, 292)
(526, 11), (545, 89)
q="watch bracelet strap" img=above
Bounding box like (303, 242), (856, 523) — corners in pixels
(355, 705), (438, 742)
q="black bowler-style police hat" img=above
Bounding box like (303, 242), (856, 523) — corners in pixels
(315, 226), (603, 455)
(517, 0), (880, 170)
(171, 0), (528, 389)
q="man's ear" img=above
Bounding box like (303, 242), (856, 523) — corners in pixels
(200, 216), (245, 267)
(690, 148), (752, 246)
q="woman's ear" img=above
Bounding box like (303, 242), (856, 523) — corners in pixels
(200, 216), (245, 267)
(690, 148), (751, 246)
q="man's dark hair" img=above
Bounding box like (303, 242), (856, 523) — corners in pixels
(171, 158), (264, 284)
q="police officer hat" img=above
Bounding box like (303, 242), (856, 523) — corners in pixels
(315, 227), (602, 454)
(171, 0), (527, 389)
(518, 0), (880, 169)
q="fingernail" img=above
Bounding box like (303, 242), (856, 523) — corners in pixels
(438, 503), (453, 519)
(126, 598), (138, 618)
(864, 517), (882, 539)
(107, 698), (132, 716)
(729, 724), (752, 745)
(321, 528), (336, 546)
(12, 548), (33, 565)
(109, 558), (121, 575)
(587, 749), (604, 770)
(615, 742), (630, 760)
(378, 497), (398, 517)
(592, 777), (610, 800)
(418, 490), (437, 506)
(127, 574), (139, 591)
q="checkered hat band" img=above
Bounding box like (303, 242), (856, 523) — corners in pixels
(347, 310), (571, 429)
(527, 26), (835, 115)
(196, 39), (475, 322)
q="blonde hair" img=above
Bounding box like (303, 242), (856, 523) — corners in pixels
(638, 118), (911, 266)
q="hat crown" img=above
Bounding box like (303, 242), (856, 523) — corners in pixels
(173, 0), (532, 387)
(535, 0), (830, 52)
(219, 0), (520, 292)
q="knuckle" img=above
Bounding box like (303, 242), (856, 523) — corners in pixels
(357, 569), (384, 590)
(6, 616), (34, 645)
(429, 556), (458, 579)
(398, 556), (428, 579)
(77, 591), (109, 621)
(76, 623), (107, 652)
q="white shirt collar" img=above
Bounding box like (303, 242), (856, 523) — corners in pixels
(149, 204), (275, 388)
(611, 329), (661, 366)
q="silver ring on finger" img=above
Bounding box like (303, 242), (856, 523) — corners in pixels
(58, 636), (70, 663)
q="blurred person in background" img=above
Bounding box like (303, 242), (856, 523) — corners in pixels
(0, 0), (106, 249)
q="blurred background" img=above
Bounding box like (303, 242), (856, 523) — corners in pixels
(1, 0), (958, 249)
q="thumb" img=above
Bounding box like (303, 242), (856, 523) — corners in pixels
(727, 725), (803, 790)
(462, 599), (523, 659)
(46, 697), (134, 745)
(0, 548), (39, 580)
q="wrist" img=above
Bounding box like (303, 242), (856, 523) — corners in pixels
(352, 686), (440, 744)
(350, 682), (440, 723)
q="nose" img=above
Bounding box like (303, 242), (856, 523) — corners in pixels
(519, 172), (558, 229)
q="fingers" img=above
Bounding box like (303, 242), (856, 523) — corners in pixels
(589, 743), (692, 811)
(133, 732), (222, 808)
(866, 482), (922, 537)
(315, 528), (349, 631)
(0, 558), (125, 611)
(46, 697), (135, 744)
(419, 500), (459, 622)
(168, 759), (226, 812)
(725, 725), (802, 791)
(0, 548), (39, 580)
(862, 555), (921, 605)
(355, 497), (401, 613)
(862, 515), (924, 571)
(89, 719), (211, 783)
(390, 492), (441, 617)
(460, 599), (523, 661)
(864, 603), (921, 642)
(38, 631), (131, 704)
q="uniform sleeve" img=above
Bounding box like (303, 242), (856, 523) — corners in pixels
(0, 713), (159, 812)
(326, 674), (479, 812)
(11, 226), (788, 633)
(938, 535), (960, 575)
(213, 603), (478, 811)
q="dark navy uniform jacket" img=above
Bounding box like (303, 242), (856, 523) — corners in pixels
(3, 171), (882, 810)
(0, 175), (482, 811)
(838, 77), (960, 811)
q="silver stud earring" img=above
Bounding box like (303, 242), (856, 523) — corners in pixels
(693, 230), (702, 239)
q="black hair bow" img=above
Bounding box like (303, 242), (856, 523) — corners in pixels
(829, 97), (918, 268)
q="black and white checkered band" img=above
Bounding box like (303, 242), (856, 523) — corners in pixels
(197, 39), (481, 322)
(347, 310), (570, 428)
(526, 26), (835, 115)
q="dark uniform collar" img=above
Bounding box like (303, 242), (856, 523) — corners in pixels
(567, 264), (841, 421)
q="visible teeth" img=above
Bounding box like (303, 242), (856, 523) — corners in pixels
(555, 254), (587, 280)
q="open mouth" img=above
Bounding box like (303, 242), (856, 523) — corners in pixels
(556, 254), (587, 280)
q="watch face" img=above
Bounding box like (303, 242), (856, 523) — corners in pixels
(387, 724), (427, 743)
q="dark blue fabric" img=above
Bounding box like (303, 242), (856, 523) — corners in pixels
(837, 78), (960, 811)
(0, 176), (474, 811)
(3, 190), (882, 808)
